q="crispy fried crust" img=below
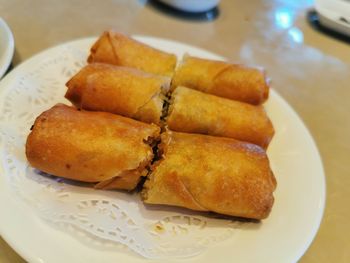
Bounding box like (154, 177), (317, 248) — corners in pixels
(142, 131), (276, 220)
(25, 104), (160, 190)
(94, 170), (144, 190)
(88, 31), (177, 77)
(171, 55), (269, 105)
(167, 86), (274, 148)
(65, 63), (169, 124)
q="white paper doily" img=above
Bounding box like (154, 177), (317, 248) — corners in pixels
(0, 39), (246, 259)
(0, 37), (325, 263)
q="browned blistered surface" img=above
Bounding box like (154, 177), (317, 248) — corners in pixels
(25, 104), (159, 186)
(142, 131), (276, 219)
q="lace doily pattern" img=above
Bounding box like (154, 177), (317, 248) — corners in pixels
(0, 40), (246, 258)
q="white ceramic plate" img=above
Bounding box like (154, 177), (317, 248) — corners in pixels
(0, 17), (14, 79)
(0, 36), (325, 263)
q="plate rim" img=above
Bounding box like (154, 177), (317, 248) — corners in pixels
(0, 17), (15, 79)
(0, 36), (326, 263)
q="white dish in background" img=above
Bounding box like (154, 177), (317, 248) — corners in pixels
(0, 36), (325, 263)
(157, 0), (220, 12)
(0, 17), (14, 79)
(315, 0), (350, 36)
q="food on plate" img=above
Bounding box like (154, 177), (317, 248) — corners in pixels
(88, 30), (177, 77)
(25, 30), (278, 220)
(25, 104), (160, 190)
(142, 131), (276, 220)
(166, 86), (274, 148)
(65, 63), (170, 124)
(171, 55), (269, 105)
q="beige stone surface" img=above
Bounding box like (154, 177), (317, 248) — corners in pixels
(0, 0), (349, 262)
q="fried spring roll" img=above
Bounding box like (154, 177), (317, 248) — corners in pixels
(25, 104), (160, 190)
(171, 55), (269, 105)
(65, 63), (170, 124)
(142, 131), (276, 220)
(166, 86), (274, 148)
(88, 31), (177, 77)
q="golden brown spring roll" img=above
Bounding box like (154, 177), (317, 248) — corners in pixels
(142, 131), (276, 220)
(88, 31), (177, 77)
(166, 86), (274, 148)
(25, 104), (160, 190)
(171, 55), (269, 105)
(65, 63), (170, 125)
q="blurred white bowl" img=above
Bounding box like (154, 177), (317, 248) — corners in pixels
(157, 0), (220, 12)
(0, 17), (14, 79)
